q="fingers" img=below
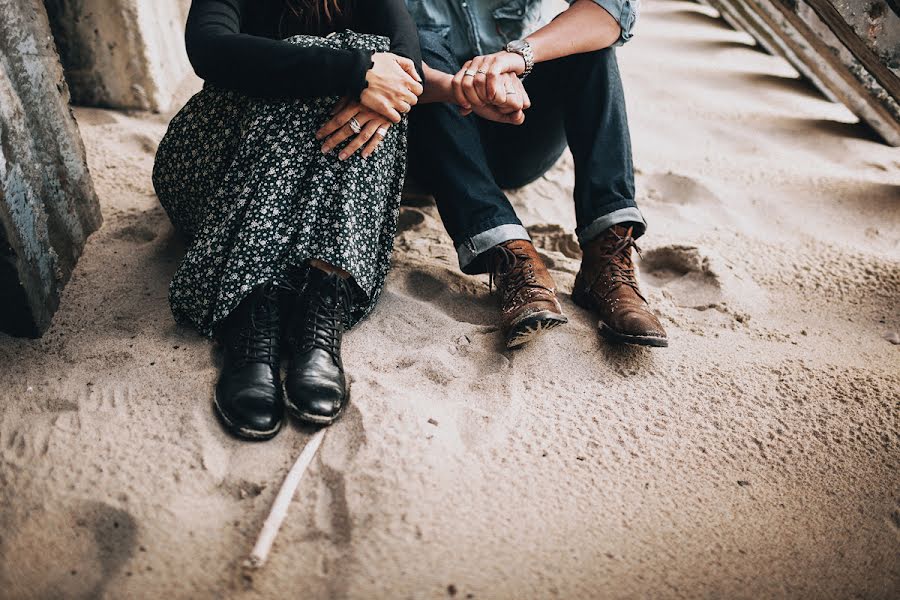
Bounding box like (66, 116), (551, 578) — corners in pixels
(485, 64), (506, 106)
(479, 105), (526, 125)
(453, 61), (471, 111)
(396, 56), (423, 84)
(361, 121), (390, 159)
(321, 110), (375, 153)
(361, 89), (403, 123)
(321, 122), (355, 154)
(473, 56), (491, 104)
(463, 56), (485, 107)
(338, 119), (379, 160)
(502, 74), (525, 112)
(316, 101), (359, 140)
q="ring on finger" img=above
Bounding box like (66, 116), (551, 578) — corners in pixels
(477, 68), (487, 75)
(349, 117), (362, 134)
(375, 127), (389, 138)
(464, 69), (477, 77)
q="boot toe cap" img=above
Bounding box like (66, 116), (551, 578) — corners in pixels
(215, 371), (284, 439)
(286, 372), (348, 423)
(616, 308), (667, 338)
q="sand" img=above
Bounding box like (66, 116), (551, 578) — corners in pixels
(1, 2), (898, 598)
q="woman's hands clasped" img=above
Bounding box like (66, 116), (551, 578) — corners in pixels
(317, 53), (422, 160)
(362, 52), (423, 123)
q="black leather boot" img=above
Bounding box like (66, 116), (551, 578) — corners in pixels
(214, 282), (284, 440)
(285, 268), (352, 425)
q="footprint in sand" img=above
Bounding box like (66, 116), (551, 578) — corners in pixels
(527, 224), (581, 259)
(112, 222), (159, 243)
(385, 267), (525, 450)
(640, 244), (723, 308)
(640, 171), (747, 231)
(527, 223), (583, 275)
(640, 243), (767, 324)
(396, 207), (427, 233)
(401, 269), (495, 327)
(643, 172), (722, 207)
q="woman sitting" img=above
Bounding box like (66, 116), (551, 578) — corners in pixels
(152, 0), (423, 439)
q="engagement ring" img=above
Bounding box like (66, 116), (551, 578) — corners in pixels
(375, 127), (389, 138)
(349, 117), (362, 134)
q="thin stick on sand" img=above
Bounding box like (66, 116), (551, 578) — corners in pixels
(245, 428), (327, 569)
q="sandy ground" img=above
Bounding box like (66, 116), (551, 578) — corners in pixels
(1, 2), (899, 598)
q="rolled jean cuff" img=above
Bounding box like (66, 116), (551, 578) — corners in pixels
(577, 207), (647, 246)
(457, 223), (531, 272)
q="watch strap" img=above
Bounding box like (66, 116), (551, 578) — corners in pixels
(506, 40), (534, 80)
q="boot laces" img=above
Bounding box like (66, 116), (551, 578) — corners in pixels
(298, 275), (352, 361)
(231, 283), (280, 367)
(489, 245), (544, 303)
(590, 229), (646, 302)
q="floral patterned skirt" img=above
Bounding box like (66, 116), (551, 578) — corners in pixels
(152, 32), (406, 337)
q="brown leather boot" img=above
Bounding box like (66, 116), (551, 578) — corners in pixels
(489, 240), (568, 348)
(573, 226), (668, 347)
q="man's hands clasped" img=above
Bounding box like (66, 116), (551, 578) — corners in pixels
(453, 51), (531, 125)
(317, 52), (422, 160)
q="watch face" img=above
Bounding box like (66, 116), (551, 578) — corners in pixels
(507, 40), (527, 52)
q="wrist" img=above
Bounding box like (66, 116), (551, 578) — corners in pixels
(505, 39), (535, 79)
(421, 65), (456, 104)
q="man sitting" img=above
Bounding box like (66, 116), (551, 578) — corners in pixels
(407, 0), (667, 348)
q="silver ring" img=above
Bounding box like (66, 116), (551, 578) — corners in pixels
(349, 117), (362, 134)
(477, 68), (488, 75)
(464, 69), (477, 77)
(375, 127), (389, 138)
(505, 89), (518, 95)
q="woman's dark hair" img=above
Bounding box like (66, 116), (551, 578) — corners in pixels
(279, 0), (353, 34)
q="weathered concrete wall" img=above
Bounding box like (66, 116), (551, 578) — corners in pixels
(43, 0), (192, 112)
(0, 0), (102, 337)
(697, 0), (900, 146)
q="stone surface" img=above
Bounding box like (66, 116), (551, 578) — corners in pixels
(43, 0), (193, 111)
(0, 0), (101, 337)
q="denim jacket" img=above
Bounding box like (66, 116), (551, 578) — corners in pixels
(404, 0), (639, 63)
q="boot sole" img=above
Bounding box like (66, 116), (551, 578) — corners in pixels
(572, 287), (668, 348)
(506, 311), (569, 349)
(599, 322), (669, 347)
(212, 394), (283, 441)
(285, 383), (351, 426)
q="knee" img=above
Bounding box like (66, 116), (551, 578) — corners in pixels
(418, 30), (458, 75)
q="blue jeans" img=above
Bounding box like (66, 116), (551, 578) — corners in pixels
(408, 31), (646, 275)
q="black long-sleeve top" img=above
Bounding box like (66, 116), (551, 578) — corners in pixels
(185, 0), (423, 100)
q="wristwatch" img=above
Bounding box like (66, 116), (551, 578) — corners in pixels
(505, 39), (534, 80)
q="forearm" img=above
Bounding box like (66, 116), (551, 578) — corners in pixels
(526, 0), (621, 63)
(418, 62), (457, 104)
(185, 0), (371, 99)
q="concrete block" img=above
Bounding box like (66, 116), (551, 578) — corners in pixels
(0, 0), (101, 337)
(43, 0), (192, 111)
